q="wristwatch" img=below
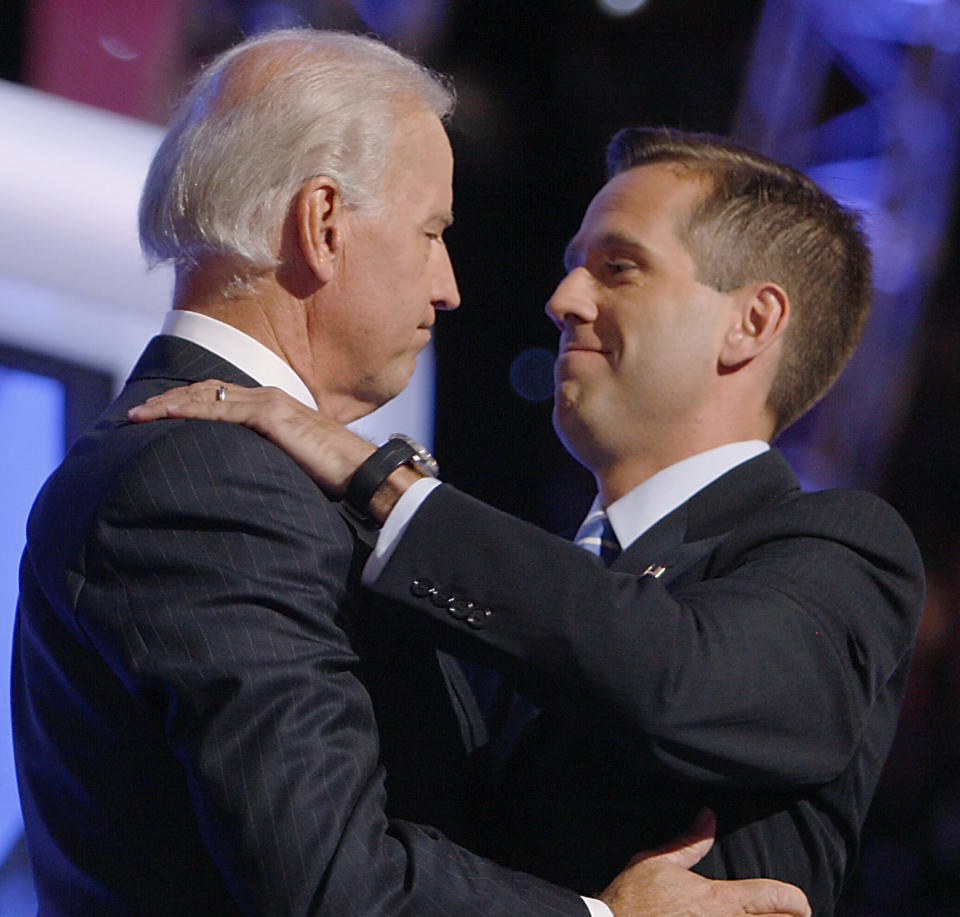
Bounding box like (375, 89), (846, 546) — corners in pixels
(343, 434), (439, 524)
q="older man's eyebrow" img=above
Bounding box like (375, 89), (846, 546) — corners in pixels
(424, 210), (454, 230)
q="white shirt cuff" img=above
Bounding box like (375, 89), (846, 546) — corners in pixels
(582, 896), (614, 917)
(360, 477), (442, 585)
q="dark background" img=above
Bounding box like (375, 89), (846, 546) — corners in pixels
(435, 0), (774, 532)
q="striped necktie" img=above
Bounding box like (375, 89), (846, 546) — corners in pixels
(574, 509), (620, 565)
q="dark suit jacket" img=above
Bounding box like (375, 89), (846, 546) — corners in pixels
(12, 335), (585, 917)
(370, 451), (925, 916)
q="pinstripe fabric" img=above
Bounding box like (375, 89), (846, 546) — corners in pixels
(370, 453), (926, 914)
(12, 336), (585, 917)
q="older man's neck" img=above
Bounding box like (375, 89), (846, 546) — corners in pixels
(173, 268), (348, 417)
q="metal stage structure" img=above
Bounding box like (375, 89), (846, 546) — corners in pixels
(734, 0), (960, 489)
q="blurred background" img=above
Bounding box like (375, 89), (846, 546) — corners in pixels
(1, 0), (959, 913)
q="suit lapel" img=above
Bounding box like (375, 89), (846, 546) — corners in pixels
(610, 450), (800, 586)
(610, 505), (687, 575)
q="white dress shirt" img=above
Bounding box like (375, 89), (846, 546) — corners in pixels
(595, 440), (769, 551)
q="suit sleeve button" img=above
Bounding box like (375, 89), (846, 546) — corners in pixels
(411, 578), (435, 598)
(465, 608), (492, 629)
(429, 588), (453, 608)
(447, 599), (474, 620)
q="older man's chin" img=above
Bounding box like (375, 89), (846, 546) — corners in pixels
(350, 357), (422, 421)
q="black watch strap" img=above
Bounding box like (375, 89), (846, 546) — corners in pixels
(343, 438), (418, 523)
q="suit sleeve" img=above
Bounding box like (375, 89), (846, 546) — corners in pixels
(76, 422), (586, 916)
(369, 484), (924, 788)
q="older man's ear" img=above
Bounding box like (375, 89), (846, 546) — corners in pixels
(297, 176), (344, 284)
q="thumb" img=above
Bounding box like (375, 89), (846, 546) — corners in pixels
(627, 808), (716, 869)
(741, 877), (813, 917)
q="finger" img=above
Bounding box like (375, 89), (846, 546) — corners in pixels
(132, 382), (264, 421)
(128, 398), (260, 424)
(737, 879), (811, 917)
(142, 382), (277, 410)
(126, 401), (182, 421)
(141, 380), (229, 405)
(128, 383), (256, 422)
(627, 809), (716, 869)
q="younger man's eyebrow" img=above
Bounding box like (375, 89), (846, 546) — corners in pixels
(563, 231), (654, 272)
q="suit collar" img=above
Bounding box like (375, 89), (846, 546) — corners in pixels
(610, 450), (799, 576)
(683, 448), (799, 539)
(605, 441), (769, 547)
(127, 335), (260, 389)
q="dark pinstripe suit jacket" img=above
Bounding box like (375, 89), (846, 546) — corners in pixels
(369, 452), (925, 916)
(12, 336), (585, 916)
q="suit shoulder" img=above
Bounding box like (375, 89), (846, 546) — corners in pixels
(29, 417), (348, 576)
(769, 487), (918, 550)
(720, 486), (924, 599)
(107, 418), (345, 530)
(111, 416), (325, 496)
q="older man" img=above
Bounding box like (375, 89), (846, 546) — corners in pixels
(134, 128), (924, 917)
(12, 30), (807, 917)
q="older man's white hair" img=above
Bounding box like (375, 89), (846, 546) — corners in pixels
(139, 29), (454, 280)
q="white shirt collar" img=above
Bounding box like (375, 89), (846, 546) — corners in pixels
(589, 441), (769, 551)
(160, 310), (318, 409)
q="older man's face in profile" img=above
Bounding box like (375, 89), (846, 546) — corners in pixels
(317, 108), (460, 418)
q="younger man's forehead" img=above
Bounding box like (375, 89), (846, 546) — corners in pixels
(561, 164), (710, 265)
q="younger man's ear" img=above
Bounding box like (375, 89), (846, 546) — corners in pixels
(719, 282), (790, 369)
(296, 177), (343, 284)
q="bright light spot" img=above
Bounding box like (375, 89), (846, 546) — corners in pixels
(98, 34), (139, 61)
(596, 0), (651, 17)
